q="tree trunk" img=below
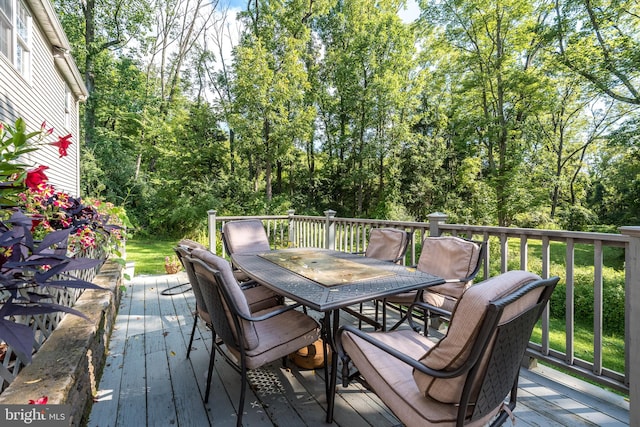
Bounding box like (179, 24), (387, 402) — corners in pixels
(264, 117), (272, 201)
(83, 0), (96, 147)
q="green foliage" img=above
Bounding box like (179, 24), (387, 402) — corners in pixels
(589, 144), (640, 226)
(551, 0), (640, 106)
(557, 205), (599, 231)
(0, 118), (44, 206)
(49, 0), (640, 239)
(548, 268), (625, 335)
(484, 238), (626, 336)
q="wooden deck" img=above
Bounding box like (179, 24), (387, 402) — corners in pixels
(86, 273), (630, 427)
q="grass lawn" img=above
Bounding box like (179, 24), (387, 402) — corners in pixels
(125, 237), (184, 275)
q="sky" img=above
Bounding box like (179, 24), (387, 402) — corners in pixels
(398, 0), (420, 23)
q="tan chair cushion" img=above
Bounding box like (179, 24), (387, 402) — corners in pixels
(190, 249), (260, 350)
(222, 219), (271, 254)
(413, 270), (543, 404)
(179, 244), (276, 314)
(242, 306), (320, 369)
(365, 228), (408, 262)
(340, 329), (498, 427)
(417, 237), (481, 299)
(422, 291), (458, 313)
(244, 285), (281, 313)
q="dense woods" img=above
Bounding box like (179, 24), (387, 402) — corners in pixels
(53, 0), (640, 238)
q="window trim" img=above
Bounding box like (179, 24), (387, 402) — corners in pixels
(15, 0), (31, 77)
(0, 0), (13, 60)
(0, 0), (31, 79)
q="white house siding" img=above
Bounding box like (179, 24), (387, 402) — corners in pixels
(0, 0), (85, 197)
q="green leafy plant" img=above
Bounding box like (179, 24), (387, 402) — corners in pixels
(0, 211), (103, 361)
(0, 118), (68, 208)
(0, 117), (126, 362)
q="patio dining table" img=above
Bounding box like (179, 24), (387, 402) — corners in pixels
(231, 247), (445, 423)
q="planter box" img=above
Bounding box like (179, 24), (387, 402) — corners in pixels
(0, 260), (123, 426)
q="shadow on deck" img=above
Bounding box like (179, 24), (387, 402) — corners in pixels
(86, 273), (629, 427)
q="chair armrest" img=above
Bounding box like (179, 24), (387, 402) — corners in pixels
(336, 324), (469, 380)
(409, 300), (452, 317)
(239, 279), (259, 289)
(235, 302), (305, 322)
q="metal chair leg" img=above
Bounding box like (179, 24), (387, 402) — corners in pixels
(186, 314), (198, 359)
(204, 331), (217, 402)
(237, 364), (248, 427)
(382, 299), (388, 331)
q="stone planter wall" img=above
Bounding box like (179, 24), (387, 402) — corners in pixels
(0, 260), (123, 426)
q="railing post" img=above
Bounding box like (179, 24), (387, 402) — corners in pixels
(428, 212), (448, 237)
(619, 226), (639, 426)
(288, 209), (296, 247)
(208, 210), (217, 254)
(324, 210), (336, 250)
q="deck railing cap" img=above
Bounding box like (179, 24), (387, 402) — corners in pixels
(620, 226), (640, 237)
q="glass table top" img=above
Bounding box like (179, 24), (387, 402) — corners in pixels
(259, 248), (396, 287)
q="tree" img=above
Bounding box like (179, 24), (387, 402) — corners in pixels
(54, 0), (152, 146)
(145, 0), (218, 107)
(419, 0), (549, 225)
(230, 0), (319, 202)
(552, 0), (640, 106)
(316, 0), (418, 217)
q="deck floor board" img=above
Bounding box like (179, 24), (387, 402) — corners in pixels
(87, 273), (630, 427)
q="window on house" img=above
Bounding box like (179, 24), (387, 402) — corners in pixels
(15, 0), (29, 76)
(0, 0), (12, 59)
(0, 0), (30, 78)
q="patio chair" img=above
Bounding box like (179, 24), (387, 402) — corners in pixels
(176, 244), (280, 358)
(381, 236), (485, 332)
(175, 245), (212, 358)
(348, 227), (411, 329)
(220, 219), (283, 303)
(190, 248), (281, 312)
(336, 270), (559, 427)
(222, 219), (273, 283)
(186, 249), (321, 427)
(222, 219), (272, 254)
(357, 227), (411, 263)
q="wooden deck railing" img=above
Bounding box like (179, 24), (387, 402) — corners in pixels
(208, 209), (640, 425)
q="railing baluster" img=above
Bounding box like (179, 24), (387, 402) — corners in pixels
(594, 240), (604, 376)
(500, 233), (508, 273)
(620, 226), (639, 425)
(565, 238), (575, 365)
(541, 236), (551, 356)
(520, 235), (528, 270)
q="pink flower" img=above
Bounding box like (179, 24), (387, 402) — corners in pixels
(40, 121), (54, 136)
(25, 166), (49, 189)
(28, 396), (48, 405)
(50, 134), (72, 157)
